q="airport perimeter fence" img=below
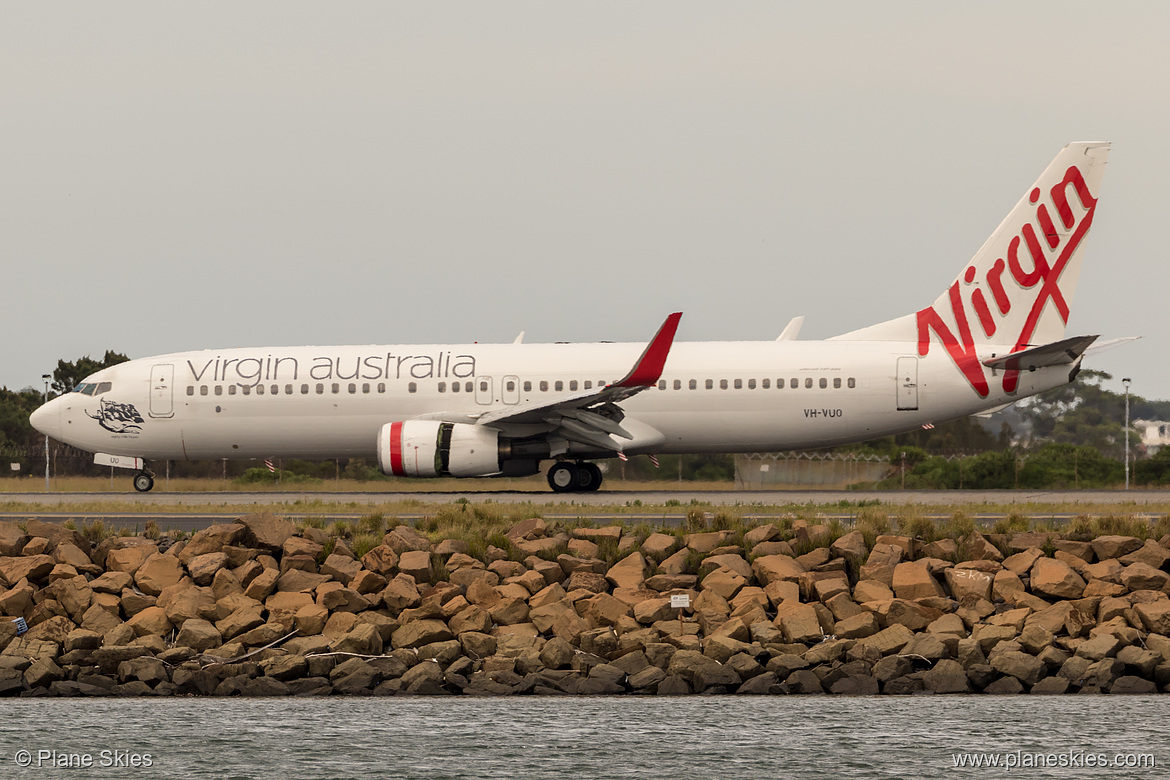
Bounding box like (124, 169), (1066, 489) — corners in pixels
(734, 452), (892, 489)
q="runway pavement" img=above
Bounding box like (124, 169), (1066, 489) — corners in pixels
(4, 488), (1170, 507)
(1, 488), (1167, 533)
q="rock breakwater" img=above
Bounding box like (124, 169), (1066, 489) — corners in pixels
(1, 513), (1169, 696)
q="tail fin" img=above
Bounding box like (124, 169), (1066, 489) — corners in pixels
(834, 141), (1110, 352)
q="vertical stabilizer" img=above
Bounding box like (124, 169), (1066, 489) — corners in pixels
(834, 142), (1109, 350)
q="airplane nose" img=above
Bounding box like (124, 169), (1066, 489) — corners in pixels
(30, 398), (62, 440)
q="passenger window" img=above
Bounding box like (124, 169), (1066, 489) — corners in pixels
(584, 381), (592, 390)
(804, 378), (812, 389)
(378, 383), (386, 393)
(465, 381), (472, 392)
(540, 381), (549, 392)
(705, 379), (713, 390)
(658, 380), (666, 391)
(790, 378), (799, 388)
(256, 385), (265, 395)
(720, 379), (728, 390)
(438, 382), (446, 393)
(331, 383), (339, 394)
(524, 381), (532, 392)
(833, 378), (841, 389)
(480, 380), (489, 392)
(762, 379), (770, 389)
(348, 383), (356, 394)
(452, 381), (461, 393)
(819, 378), (827, 389)
(242, 385), (251, 396)
(270, 384), (278, 395)
(848, 377), (856, 389)
(200, 386), (208, 396)
(673, 380), (681, 390)
(215, 386), (223, 396)
(186, 387), (195, 396)
(507, 380), (516, 392)
(301, 384), (309, 394)
(689, 379), (697, 390)
(316, 383), (324, 394)
(285, 384), (293, 395)
(228, 385), (237, 396)
(748, 379), (756, 389)
(734, 379), (742, 389)
(555, 381), (563, 391)
(409, 382), (417, 393)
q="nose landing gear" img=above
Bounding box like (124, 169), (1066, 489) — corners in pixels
(133, 470), (155, 492)
(547, 461), (603, 493)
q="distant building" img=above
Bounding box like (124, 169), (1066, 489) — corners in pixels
(1134, 419), (1170, 454)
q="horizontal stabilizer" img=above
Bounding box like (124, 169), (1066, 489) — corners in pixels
(981, 335), (1098, 372)
(1084, 335), (1141, 356)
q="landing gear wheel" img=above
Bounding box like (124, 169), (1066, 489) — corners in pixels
(577, 462), (603, 492)
(133, 472), (155, 493)
(547, 462), (579, 493)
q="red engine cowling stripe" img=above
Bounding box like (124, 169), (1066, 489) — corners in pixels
(389, 421), (405, 476)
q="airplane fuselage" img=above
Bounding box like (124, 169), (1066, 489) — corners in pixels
(39, 338), (1070, 462)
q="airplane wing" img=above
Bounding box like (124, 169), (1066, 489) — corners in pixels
(471, 312), (683, 452)
(981, 335), (1098, 372)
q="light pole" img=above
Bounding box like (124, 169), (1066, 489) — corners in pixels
(1123, 377), (1131, 490)
(41, 374), (51, 491)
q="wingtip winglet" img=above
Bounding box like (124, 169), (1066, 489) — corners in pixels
(615, 312), (683, 388)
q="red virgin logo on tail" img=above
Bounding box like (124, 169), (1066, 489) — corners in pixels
(916, 165), (1098, 398)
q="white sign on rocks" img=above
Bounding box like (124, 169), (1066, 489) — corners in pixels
(670, 594), (691, 609)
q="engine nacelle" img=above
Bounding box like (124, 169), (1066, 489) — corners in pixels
(377, 421), (501, 478)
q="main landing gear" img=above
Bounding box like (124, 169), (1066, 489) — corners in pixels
(547, 461), (603, 493)
(133, 469), (155, 493)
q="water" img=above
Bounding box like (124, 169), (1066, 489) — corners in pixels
(0, 696), (1165, 779)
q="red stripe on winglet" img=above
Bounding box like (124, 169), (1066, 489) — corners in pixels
(389, 421), (405, 476)
(616, 312), (682, 388)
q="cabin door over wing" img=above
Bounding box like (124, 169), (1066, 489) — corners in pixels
(149, 364), (175, 418)
(896, 357), (918, 411)
(475, 376), (494, 405)
(502, 375), (520, 405)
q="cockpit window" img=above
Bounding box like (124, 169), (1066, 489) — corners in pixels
(72, 382), (113, 396)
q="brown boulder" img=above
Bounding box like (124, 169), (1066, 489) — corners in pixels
(0, 522), (29, 557)
(751, 554), (805, 586)
(320, 553), (363, 585)
(384, 525), (432, 554)
(1091, 535), (1143, 561)
(1120, 562), (1170, 593)
(0, 555), (55, 585)
(391, 619), (453, 649)
(105, 542), (159, 575)
(398, 550), (433, 583)
(891, 561), (945, 600)
(238, 513), (297, 553)
(777, 603), (823, 644)
(360, 545), (399, 576)
(134, 554), (185, 596)
(606, 552), (649, 590)
(944, 566), (993, 602)
(127, 606), (173, 637)
(1030, 558), (1086, 599)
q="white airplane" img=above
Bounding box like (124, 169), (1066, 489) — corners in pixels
(32, 142), (1114, 493)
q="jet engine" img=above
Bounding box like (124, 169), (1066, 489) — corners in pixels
(377, 421), (501, 478)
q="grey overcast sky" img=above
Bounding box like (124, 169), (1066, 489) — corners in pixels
(2, 2), (1166, 401)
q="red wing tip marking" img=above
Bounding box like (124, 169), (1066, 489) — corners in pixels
(615, 312), (683, 388)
